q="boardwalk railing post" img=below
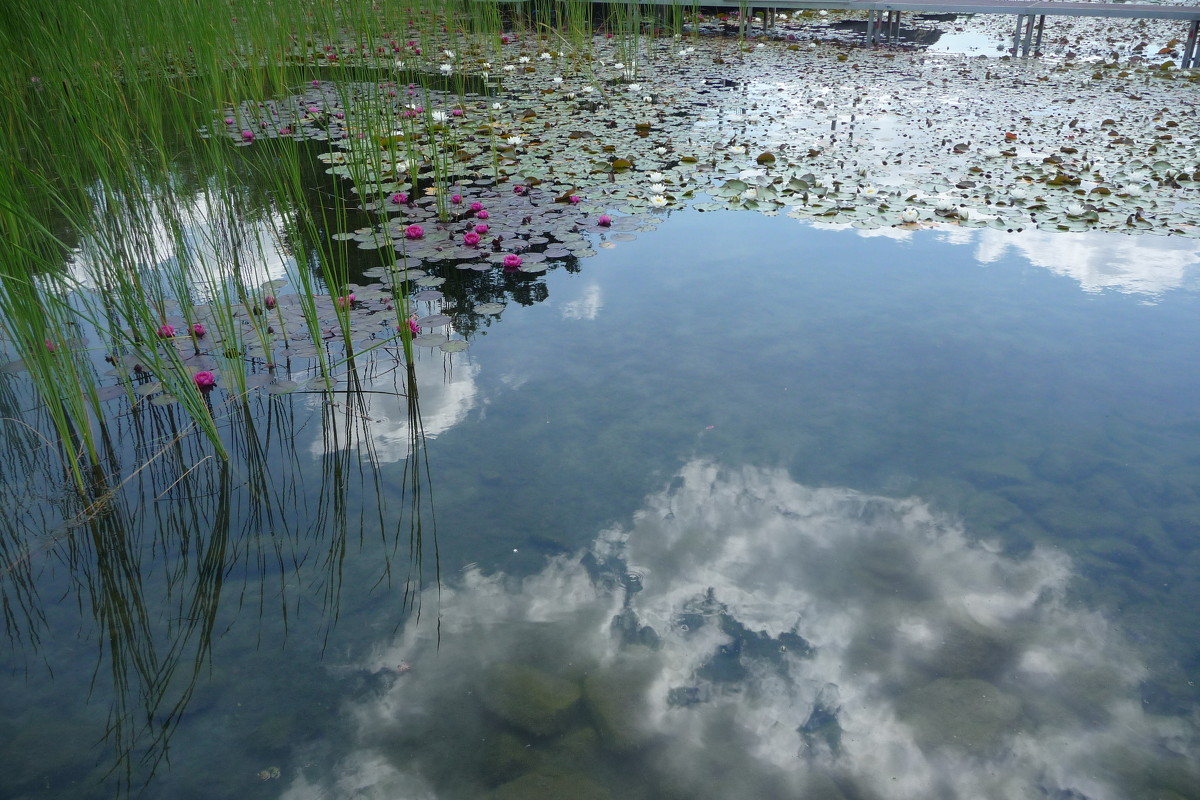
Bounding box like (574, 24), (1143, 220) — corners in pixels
(1033, 15), (1046, 57)
(1183, 19), (1199, 68)
(1012, 14), (1026, 55)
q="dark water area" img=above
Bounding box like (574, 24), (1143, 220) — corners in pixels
(3, 207), (1200, 799)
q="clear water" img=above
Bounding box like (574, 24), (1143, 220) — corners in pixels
(3, 209), (1200, 799)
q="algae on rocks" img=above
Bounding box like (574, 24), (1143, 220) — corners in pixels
(481, 663), (582, 737)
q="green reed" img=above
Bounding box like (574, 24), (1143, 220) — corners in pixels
(2, 0), (692, 490)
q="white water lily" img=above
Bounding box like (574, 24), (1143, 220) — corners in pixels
(539, 52), (552, 60)
(900, 207), (920, 223)
(1124, 184), (1144, 197)
(502, 64), (516, 72)
(582, 86), (595, 94)
(506, 135), (524, 146)
(518, 56), (531, 64)
(643, 95), (653, 103)
(430, 110), (449, 123)
(728, 145), (746, 155)
(628, 84), (641, 92)
(439, 64), (453, 76)
(552, 76), (563, 85)
(655, 147), (668, 155)
(934, 198), (956, 212)
(442, 50), (455, 59)
(649, 195), (668, 207)
(566, 92), (576, 100)
(981, 147), (1002, 158)
(394, 59), (405, 70)
(491, 102), (503, 111)
(740, 188), (758, 200)
(1009, 187), (1028, 201)
(647, 171), (665, 182)
(859, 185), (879, 198)
(613, 62), (625, 71)
(1065, 201), (1086, 216)
(649, 183), (667, 194)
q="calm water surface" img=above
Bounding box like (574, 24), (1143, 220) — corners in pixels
(3, 209), (1200, 799)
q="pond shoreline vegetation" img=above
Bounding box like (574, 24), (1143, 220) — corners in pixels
(4, 1), (1199, 494)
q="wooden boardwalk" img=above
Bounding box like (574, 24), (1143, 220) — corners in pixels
(595, 0), (1200, 65)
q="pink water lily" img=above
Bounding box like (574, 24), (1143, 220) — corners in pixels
(405, 224), (424, 239)
(469, 201), (484, 212)
(463, 231), (481, 246)
(194, 371), (216, 389)
(474, 223), (489, 234)
(451, 194), (462, 204)
(502, 254), (522, 269)
(476, 210), (489, 220)
(157, 324), (176, 338)
(597, 214), (612, 226)
(191, 323), (206, 337)
(391, 192), (408, 205)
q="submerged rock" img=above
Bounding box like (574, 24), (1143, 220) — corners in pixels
(583, 654), (658, 751)
(481, 731), (541, 786)
(912, 617), (1017, 681)
(490, 765), (611, 800)
(965, 455), (1034, 487)
(895, 678), (1021, 754)
(480, 663), (582, 737)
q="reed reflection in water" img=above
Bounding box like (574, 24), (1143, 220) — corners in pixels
(0, 345), (441, 798)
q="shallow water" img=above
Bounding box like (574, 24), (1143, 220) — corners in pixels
(4, 204), (1199, 799)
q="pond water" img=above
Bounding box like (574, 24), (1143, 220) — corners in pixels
(4, 204), (1199, 799)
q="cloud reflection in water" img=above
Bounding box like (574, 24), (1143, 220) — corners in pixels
(842, 222), (1200, 296)
(308, 354), (479, 464)
(282, 461), (1197, 800)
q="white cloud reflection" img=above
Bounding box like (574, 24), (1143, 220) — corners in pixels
(70, 186), (292, 298)
(560, 282), (604, 321)
(941, 227), (1200, 296)
(308, 354), (479, 464)
(282, 461), (1198, 800)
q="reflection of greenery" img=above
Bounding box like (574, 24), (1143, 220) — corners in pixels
(0, 375), (438, 796)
